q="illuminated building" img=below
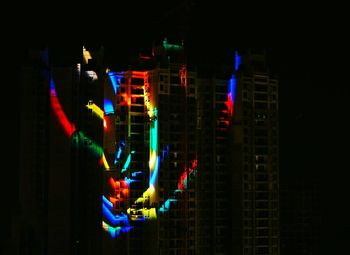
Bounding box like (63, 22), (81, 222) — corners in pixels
(17, 44), (279, 255)
(101, 40), (245, 255)
(231, 50), (280, 255)
(152, 38), (197, 254)
(101, 38), (198, 254)
(102, 69), (156, 254)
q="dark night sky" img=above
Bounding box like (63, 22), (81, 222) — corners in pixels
(3, 1), (350, 253)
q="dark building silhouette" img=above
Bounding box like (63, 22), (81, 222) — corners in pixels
(231, 50), (280, 255)
(280, 179), (321, 255)
(17, 46), (105, 255)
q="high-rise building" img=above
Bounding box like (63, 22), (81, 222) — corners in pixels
(102, 39), (198, 254)
(70, 46), (105, 255)
(18, 48), (52, 255)
(153, 39), (197, 254)
(18, 46), (105, 255)
(101, 39), (264, 255)
(16, 44), (279, 255)
(196, 74), (234, 254)
(231, 50), (280, 255)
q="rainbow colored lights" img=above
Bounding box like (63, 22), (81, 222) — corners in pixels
(49, 47), (240, 240)
(149, 108), (159, 194)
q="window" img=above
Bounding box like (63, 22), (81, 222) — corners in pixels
(254, 77), (267, 83)
(256, 247), (269, 254)
(256, 219), (268, 227)
(255, 84), (268, 92)
(256, 210), (269, 217)
(254, 93), (268, 101)
(170, 75), (179, 84)
(255, 156), (265, 163)
(130, 106), (144, 112)
(135, 97), (144, 104)
(255, 138), (268, 146)
(255, 129), (268, 136)
(131, 78), (144, 85)
(256, 238), (269, 245)
(255, 102), (268, 109)
(256, 183), (268, 191)
(256, 174), (268, 181)
(131, 115), (144, 122)
(216, 85), (228, 93)
(257, 229), (268, 236)
(130, 125), (144, 133)
(256, 165), (265, 171)
(255, 147), (268, 154)
(131, 87), (144, 95)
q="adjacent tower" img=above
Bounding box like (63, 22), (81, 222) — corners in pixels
(231, 49), (279, 255)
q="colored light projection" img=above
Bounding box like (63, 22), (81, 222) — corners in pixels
(50, 75), (109, 171)
(179, 64), (187, 87)
(83, 46), (92, 64)
(49, 48), (131, 237)
(102, 69), (200, 237)
(162, 37), (183, 51)
(235, 51), (241, 71)
(123, 71), (159, 222)
(50, 48), (207, 240)
(224, 52), (240, 119)
(51, 72), (199, 239)
(121, 150), (135, 173)
(107, 71), (121, 95)
(102, 70), (154, 237)
(159, 159), (198, 213)
(102, 174), (134, 236)
(114, 141), (125, 165)
(104, 99), (114, 115)
(50, 79), (76, 137)
(86, 100), (104, 120)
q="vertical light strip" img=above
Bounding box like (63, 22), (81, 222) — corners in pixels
(149, 108), (158, 201)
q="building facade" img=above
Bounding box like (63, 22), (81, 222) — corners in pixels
(16, 44), (279, 255)
(18, 46), (105, 255)
(231, 50), (280, 255)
